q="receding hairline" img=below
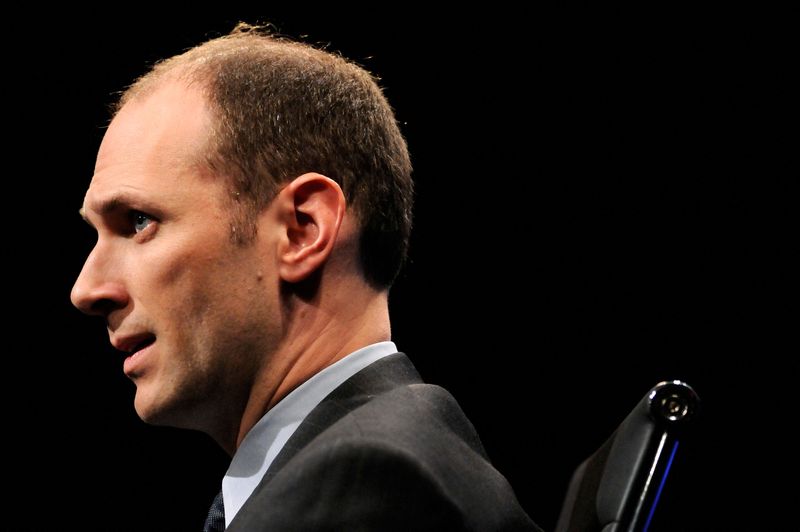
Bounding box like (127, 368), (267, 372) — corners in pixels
(116, 62), (209, 115)
(115, 26), (358, 114)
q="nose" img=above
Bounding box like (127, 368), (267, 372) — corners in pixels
(71, 245), (130, 318)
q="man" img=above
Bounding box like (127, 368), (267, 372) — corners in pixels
(71, 24), (540, 531)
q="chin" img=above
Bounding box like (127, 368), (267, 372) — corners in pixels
(133, 394), (166, 425)
(133, 383), (208, 431)
(134, 385), (177, 426)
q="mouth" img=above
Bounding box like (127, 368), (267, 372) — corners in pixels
(129, 335), (156, 354)
(113, 332), (156, 355)
(114, 333), (157, 378)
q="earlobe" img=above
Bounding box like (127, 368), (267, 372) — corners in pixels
(277, 173), (346, 283)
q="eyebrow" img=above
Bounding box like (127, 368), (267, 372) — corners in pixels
(79, 192), (148, 226)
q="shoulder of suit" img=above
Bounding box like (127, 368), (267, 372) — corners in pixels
(297, 381), (488, 472)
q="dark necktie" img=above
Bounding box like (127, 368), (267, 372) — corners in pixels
(203, 490), (225, 532)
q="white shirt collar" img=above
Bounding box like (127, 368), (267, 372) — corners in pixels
(222, 341), (398, 526)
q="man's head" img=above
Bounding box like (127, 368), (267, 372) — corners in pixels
(121, 23), (413, 288)
(71, 25), (412, 450)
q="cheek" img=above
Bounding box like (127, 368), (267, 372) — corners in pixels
(146, 225), (232, 283)
(151, 241), (263, 327)
(124, 235), (231, 327)
(125, 228), (270, 349)
(161, 258), (231, 324)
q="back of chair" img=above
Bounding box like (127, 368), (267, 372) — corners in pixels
(555, 380), (700, 532)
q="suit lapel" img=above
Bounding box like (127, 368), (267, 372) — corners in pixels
(254, 352), (421, 488)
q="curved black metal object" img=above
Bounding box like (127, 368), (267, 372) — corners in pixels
(555, 380), (700, 532)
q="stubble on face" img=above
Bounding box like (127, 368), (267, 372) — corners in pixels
(81, 80), (282, 438)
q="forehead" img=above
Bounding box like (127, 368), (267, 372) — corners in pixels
(85, 81), (213, 209)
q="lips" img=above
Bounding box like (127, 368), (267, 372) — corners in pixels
(116, 333), (157, 378)
(112, 332), (156, 354)
(130, 335), (156, 354)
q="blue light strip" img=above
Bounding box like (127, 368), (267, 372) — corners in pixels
(643, 440), (680, 532)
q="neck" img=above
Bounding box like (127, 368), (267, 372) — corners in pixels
(217, 284), (390, 455)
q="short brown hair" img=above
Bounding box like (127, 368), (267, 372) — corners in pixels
(118, 23), (413, 289)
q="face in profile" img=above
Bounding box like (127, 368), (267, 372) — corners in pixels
(71, 81), (279, 431)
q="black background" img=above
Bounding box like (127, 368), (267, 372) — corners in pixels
(7, 7), (791, 531)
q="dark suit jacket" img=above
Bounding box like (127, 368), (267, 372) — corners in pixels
(226, 353), (541, 531)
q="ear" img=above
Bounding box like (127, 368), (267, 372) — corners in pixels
(273, 172), (346, 283)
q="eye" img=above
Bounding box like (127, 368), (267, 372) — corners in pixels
(131, 211), (154, 234)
